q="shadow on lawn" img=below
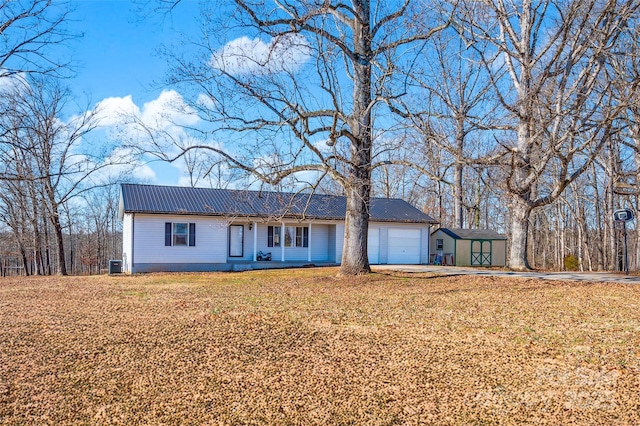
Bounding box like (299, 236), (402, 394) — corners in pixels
(375, 271), (466, 281)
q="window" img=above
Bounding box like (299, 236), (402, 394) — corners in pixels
(269, 225), (308, 248)
(436, 238), (444, 251)
(284, 226), (309, 247)
(296, 227), (309, 247)
(173, 223), (188, 246)
(267, 226), (281, 247)
(284, 227), (294, 247)
(165, 222), (196, 247)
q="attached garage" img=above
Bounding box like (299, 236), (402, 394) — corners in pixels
(430, 228), (507, 267)
(387, 228), (422, 264)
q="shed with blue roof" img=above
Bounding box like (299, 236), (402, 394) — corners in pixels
(430, 228), (507, 267)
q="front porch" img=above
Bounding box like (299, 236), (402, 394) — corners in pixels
(227, 221), (339, 264)
(226, 260), (338, 272)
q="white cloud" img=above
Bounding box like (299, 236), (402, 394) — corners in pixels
(313, 138), (333, 154)
(94, 95), (139, 127)
(95, 90), (198, 131)
(87, 90), (211, 185)
(140, 90), (199, 128)
(107, 147), (157, 181)
(196, 93), (215, 108)
(210, 33), (312, 75)
(0, 71), (28, 93)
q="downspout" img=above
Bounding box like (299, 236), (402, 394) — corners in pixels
(281, 222), (285, 262)
(454, 238), (457, 266)
(131, 213), (135, 273)
(252, 221), (257, 261)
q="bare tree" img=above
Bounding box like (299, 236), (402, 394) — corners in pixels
(138, 0), (450, 275)
(0, 76), (119, 275)
(390, 27), (502, 228)
(0, 0), (73, 79)
(457, 0), (638, 270)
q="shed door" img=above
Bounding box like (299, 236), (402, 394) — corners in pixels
(387, 229), (421, 264)
(471, 240), (491, 266)
(368, 228), (379, 264)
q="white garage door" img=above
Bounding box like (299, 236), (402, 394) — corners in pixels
(388, 228), (421, 264)
(368, 228), (379, 264)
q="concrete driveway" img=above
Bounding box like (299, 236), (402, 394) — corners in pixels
(372, 265), (640, 284)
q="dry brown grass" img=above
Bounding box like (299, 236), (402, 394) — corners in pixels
(1, 268), (639, 425)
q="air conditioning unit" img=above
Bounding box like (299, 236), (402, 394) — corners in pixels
(108, 260), (122, 275)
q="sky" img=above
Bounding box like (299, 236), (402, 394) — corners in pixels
(60, 0), (320, 189)
(67, 0), (204, 185)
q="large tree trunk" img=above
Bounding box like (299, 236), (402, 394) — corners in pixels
(591, 164), (604, 270)
(50, 211), (67, 276)
(453, 162), (463, 228)
(453, 116), (465, 228)
(339, 0), (372, 275)
(508, 195), (531, 270)
(341, 184), (371, 275)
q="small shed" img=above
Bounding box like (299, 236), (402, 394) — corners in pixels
(431, 228), (507, 267)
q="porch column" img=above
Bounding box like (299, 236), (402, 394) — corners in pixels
(307, 222), (312, 262)
(252, 222), (257, 261)
(281, 222), (285, 262)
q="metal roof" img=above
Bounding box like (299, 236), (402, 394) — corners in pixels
(434, 228), (507, 240)
(119, 183), (438, 224)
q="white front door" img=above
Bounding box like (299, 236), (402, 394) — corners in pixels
(229, 225), (244, 257)
(387, 228), (421, 264)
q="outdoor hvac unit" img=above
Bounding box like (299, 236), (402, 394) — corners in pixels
(108, 260), (122, 274)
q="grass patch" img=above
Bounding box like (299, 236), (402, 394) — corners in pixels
(1, 268), (639, 424)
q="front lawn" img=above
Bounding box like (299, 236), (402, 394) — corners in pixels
(1, 269), (638, 424)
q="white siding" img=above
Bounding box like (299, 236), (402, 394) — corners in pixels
(310, 224), (329, 262)
(421, 227), (431, 264)
(122, 213), (133, 273)
(133, 214), (227, 264)
(122, 213), (431, 269)
(379, 227), (388, 264)
(254, 223), (286, 261)
(335, 223), (345, 263)
(327, 225), (336, 263)
(368, 227), (380, 264)
(252, 223), (329, 262)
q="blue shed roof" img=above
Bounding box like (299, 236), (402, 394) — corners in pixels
(434, 228), (507, 240)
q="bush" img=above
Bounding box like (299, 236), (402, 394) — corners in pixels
(564, 254), (579, 271)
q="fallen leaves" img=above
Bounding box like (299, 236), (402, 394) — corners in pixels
(0, 269), (639, 425)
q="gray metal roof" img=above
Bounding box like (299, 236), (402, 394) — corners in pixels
(119, 184), (438, 224)
(435, 228), (507, 240)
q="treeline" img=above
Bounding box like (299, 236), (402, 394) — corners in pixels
(0, 77), (127, 276)
(0, 1), (130, 276)
(0, 183), (122, 277)
(3, 0), (640, 275)
(388, 155), (640, 272)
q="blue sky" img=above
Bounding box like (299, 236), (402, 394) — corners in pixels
(67, 0), (203, 185)
(62, 1), (317, 188)
(71, 0), (197, 103)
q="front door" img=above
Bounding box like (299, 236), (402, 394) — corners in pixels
(471, 240), (491, 266)
(229, 225), (244, 257)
